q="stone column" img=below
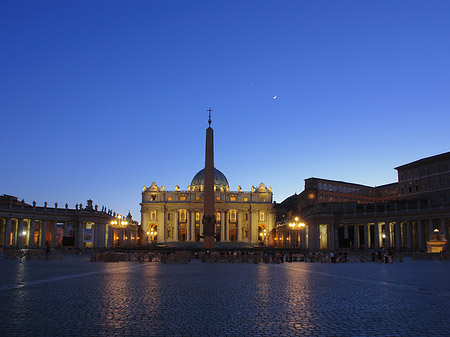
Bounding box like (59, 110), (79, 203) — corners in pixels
(385, 222), (391, 250)
(237, 211), (243, 242)
(374, 221), (380, 249)
(406, 220), (413, 249)
(428, 219), (434, 234)
(41, 220), (47, 249)
(4, 217), (12, 248)
(225, 211), (229, 241)
(200, 212), (204, 240)
(100, 223), (105, 248)
(309, 223), (317, 250)
(440, 218), (447, 235)
(251, 210), (258, 243)
(186, 211), (191, 242)
(344, 223), (349, 239)
(353, 223), (359, 250)
(395, 221), (401, 251)
(63, 221), (69, 237)
(98, 223), (103, 248)
(190, 211), (195, 242)
(417, 219), (424, 251)
(77, 221), (84, 249)
(108, 226), (113, 248)
(52, 220), (57, 248)
(29, 219), (35, 248)
(364, 223), (369, 250)
(329, 224), (335, 250)
(17, 218), (24, 249)
(118, 228), (123, 246)
(220, 211), (225, 242)
(93, 223), (98, 248)
(175, 212), (179, 242)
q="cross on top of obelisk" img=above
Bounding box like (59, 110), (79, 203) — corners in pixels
(207, 108), (213, 127)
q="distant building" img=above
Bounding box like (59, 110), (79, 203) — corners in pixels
(276, 152), (450, 251)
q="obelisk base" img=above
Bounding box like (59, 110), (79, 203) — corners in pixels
(203, 235), (215, 250)
(202, 215), (215, 250)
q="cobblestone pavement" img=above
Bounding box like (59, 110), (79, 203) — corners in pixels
(1, 256), (450, 336)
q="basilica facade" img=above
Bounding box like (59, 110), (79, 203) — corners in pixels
(140, 168), (275, 245)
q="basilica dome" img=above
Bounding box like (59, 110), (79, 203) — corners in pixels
(191, 168), (229, 191)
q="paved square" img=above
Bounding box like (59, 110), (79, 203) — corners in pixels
(0, 256), (449, 336)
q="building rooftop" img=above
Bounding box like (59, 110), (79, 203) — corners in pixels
(395, 151), (450, 170)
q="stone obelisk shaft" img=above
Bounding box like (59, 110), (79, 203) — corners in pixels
(202, 125), (215, 249)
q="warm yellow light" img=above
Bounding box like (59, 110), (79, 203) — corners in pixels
(299, 222), (305, 228)
(260, 233), (263, 236)
(22, 231), (27, 236)
(118, 215), (122, 219)
(295, 217), (299, 221)
(147, 231), (150, 235)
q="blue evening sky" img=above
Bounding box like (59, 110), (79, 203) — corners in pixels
(1, 1), (449, 220)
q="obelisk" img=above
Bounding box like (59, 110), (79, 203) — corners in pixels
(202, 108), (215, 250)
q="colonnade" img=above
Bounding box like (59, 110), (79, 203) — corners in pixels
(276, 215), (449, 251)
(149, 208), (275, 245)
(0, 216), (138, 249)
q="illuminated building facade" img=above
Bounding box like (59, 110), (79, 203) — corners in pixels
(141, 175), (275, 245)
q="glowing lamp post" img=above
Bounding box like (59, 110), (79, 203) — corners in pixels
(288, 217), (306, 248)
(260, 229), (268, 247)
(147, 230), (156, 245)
(110, 215), (128, 247)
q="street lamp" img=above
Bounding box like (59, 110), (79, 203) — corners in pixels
(110, 215), (128, 247)
(288, 217), (305, 248)
(259, 228), (268, 246)
(147, 230), (156, 245)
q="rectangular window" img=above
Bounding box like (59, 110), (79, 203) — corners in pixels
(244, 197), (248, 202)
(168, 197), (172, 201)
(230, 197), (236, 201)
(195, 196), (200, 200)
(180, 197), (186, 201)
(216, 196), (220, 201)
(259, 212), (265, 222)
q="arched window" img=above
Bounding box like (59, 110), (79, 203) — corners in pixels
(216, 212), (221, 222)
(195, 212), (200, 222)
(151, 211), (157, 221)
(230, 210), (237, 222)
